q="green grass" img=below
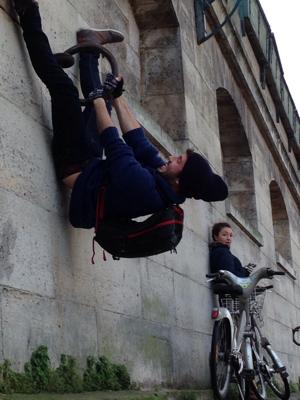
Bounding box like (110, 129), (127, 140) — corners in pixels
(0, 391), (167, 400)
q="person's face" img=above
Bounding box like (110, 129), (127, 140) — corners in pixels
(214, 227), (233, 247)
(159, 152), (188, 178)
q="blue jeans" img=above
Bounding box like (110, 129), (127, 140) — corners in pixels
(20, 3), (103, 178)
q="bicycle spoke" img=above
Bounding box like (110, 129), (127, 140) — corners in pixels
(262, 351), (290, 400)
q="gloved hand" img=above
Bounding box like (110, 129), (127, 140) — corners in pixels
(103, 73), (124, 98)
(87, 88), (104, 102)
(244, 263), (256, 274)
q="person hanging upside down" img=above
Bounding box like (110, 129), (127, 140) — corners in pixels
(12, 0), (228, 232)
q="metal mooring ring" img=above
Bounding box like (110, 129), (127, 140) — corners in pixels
(292, 326), (300, 346)
(54, 42), (119, 106)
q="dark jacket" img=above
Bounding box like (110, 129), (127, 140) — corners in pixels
(69, 127), (227, 229)
(209, 242), (249, 278)
(69, 127), (185, 228)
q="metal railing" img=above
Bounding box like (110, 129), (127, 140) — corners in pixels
(237, 0), (300, 164)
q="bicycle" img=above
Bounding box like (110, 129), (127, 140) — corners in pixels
(206, 267), (290, 400)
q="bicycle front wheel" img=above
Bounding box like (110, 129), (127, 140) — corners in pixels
(250, 347), (267, 399)
(210, 319), (232, 400)
(263, 350), (290, 400)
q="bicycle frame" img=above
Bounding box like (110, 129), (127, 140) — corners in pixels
(252, 316), (288, 376)
(209, 267), (289, 400)
(210, 268), (280, 377)
(212, 294), (254, 376)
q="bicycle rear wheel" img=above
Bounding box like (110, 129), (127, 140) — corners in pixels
(262, 350), (290, 400)
(210, 319), (232, 400)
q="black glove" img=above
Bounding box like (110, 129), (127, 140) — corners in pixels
(87, 88), (104, 102)
(244, 263), (256, 274)
(103, 73), (124, 98)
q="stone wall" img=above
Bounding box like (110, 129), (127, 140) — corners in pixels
(0, 0), (300, 388)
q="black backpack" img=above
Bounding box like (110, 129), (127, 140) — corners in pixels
(92, 187), (184, 260)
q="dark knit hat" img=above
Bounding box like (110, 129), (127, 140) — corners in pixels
(178, 152), (228, 201)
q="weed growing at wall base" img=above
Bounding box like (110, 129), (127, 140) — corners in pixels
(0, 346), (130, 394)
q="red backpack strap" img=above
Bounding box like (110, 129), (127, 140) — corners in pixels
(95, 186), (106, 231)
(91, 186), (107, 264)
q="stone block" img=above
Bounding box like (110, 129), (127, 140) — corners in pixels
(0, 96), (61, 213)
(285, 353), (300, 383)
(0, 11), (43, 122)
(1, 288), (61, 369)
(141, 27), (179, 49)
(1, 287), (98, 369)
(272, 295), (297, 329)
(264, 317), (295, 362)
(59, 300), (98, 366)
(178, 9), (196, 66)
(174, 273), (213, 335)
(171, 327), (211, 388)
(141, 47), (183, 96)
(195, 45), (216, 89)
(130, 0), (178, 30)
(141, 94), (186, 139)
(0, 189), (57, 297)
(97, 310), (173, 387)
(93, 257), (143, 318)
(164, 227), (210, 285)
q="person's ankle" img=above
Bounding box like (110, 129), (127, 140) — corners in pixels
(13, 0), (39, 17)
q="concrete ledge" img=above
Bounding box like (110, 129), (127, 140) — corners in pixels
(0, 389), (214, 400)
(225, 200), (264, 247)
(276, 251), (296, 280)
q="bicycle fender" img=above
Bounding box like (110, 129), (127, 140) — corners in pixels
(244, 337), (254, 371)
(214, 307), (234, 341)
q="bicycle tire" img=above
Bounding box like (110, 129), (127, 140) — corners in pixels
(210, 319), (232, 400)
(250, 356), (267, 399)
(234, 370), (247, 400)
(262, 350), (290, 400)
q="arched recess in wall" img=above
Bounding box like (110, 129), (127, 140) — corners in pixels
(130, 0), (185, 139)
(269, 180), (292, 264)
(216, 88), (258, 228)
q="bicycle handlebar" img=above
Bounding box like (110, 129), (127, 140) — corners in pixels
(256, 285), (273, 293)
(206, 273), (221, 279)
(207, 269), (285, 280)
(206, 268), (285, 298)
